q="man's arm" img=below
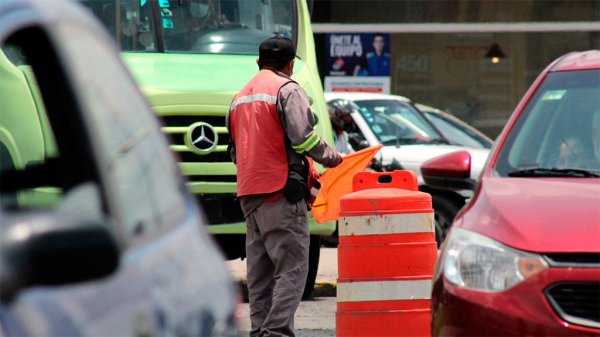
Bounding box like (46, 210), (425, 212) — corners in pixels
(278, 82), (342, 168)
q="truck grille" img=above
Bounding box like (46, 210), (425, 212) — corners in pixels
(197, 195), (245, 224)
(161, 114), (231, 163)
(162, 115), (225, 128)
(546, 282), (600, 329)
(177, 150), (231, 163)
(160, 112), (242, 232)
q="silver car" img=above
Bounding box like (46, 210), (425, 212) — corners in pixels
(416, 103), (494, 149)
(0, 0), (239, 335)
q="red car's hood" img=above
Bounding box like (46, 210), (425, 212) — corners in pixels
(459, 177), (600, 253)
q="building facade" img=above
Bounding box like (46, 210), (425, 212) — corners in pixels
(312, 0), (600, 137)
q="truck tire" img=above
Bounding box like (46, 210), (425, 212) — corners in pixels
(302, 235), (321, 300)
(432, 195), (464, 246)
(0, 144), (17, 207)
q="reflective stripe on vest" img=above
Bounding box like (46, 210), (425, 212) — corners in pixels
(229, 70), (292, 197)
(230, 93), (277, 111)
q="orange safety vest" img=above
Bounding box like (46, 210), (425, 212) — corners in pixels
(229, 70), (292, 197)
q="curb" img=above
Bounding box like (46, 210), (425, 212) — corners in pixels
(236, 280), (337, 300)
(312, 282), (337, 297)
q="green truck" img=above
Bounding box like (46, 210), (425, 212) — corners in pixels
(0, 48), (60, 209)
(80, 0), (336, 297)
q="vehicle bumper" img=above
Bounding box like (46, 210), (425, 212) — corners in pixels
(432, 268), (600, 336)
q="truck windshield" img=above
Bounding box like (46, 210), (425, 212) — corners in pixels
(81, 0), (294, 54)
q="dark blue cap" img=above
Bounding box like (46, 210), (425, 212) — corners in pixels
(259, 36), (296, 62)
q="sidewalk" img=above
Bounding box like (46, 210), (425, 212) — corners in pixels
(226, 247), (338, 335)
(225, 247), (338, 296)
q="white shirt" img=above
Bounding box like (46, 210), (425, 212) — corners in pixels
(335, 131), (354, 155)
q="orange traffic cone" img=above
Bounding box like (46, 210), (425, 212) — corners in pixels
(336, 170), (437, 337)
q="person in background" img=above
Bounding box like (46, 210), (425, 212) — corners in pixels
(353, 33), (390, 76)
(557, 136), (589, 168)
(556, 105), (600, 170)
(166, 0), (226, 50)
(328, 100), (356, 154)
(187, 0), (228, 30)
(226, 36), (342, 337)
(588, 104), (600, 169)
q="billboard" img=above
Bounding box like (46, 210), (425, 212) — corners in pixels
(325, 33), (390, 93)
(325, 33), (390, 77)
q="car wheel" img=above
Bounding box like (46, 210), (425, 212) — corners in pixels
(302, 235), (321, 300)
(321, 226), (339, 248)
(0, 144), (18, 207)
(433, 220), (445, 248)
(432, 196), (463, 247)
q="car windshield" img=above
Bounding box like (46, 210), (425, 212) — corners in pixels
(80, 0), (293, 54)
(425, 111), (493, 149)
(354, 99), (447, 145)
(496, 69), (600, 177)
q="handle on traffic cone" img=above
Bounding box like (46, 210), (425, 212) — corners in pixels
(352, 170), (418, 192)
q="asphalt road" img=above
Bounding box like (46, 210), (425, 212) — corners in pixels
(226, 247), (338, 336)
(235, 297), (336, 337)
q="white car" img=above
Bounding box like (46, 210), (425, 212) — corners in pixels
(325, 92), (489, 243)
(416, 103), (494, 149)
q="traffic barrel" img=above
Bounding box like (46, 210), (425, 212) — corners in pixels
(336, 170), (436, 337)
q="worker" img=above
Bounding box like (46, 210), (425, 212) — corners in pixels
(226, 36), (342, 337)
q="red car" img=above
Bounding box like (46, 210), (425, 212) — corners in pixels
(422, 50), (600, 336)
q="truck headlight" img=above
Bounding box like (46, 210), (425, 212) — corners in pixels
(441, 228), (547, 292)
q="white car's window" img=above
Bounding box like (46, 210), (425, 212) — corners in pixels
(1, 28), (104, 217)
(354, 99), (447, 145)
(53, 22), (187, 240)
(0, 44), (63, 210)
(425, 112), (491, 149)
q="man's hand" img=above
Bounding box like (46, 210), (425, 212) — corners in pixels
(331, 153), (343, 167)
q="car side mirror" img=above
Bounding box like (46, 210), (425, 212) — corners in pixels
(356, 140), (369, 150)
(421, 150), (475, 191)
(0, 211), (120, 302)
(348, 133), (368, 150)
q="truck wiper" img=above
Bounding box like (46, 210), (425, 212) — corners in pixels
(508, 167), (600, 178)
(216, 22), (247, 29)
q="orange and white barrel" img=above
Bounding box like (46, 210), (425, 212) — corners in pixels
(336, 170), (436, 337)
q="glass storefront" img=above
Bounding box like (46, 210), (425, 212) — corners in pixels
(313, 0), (600, 137)
(314, 0), (598, 24)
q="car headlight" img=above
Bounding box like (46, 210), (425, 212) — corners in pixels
(439, 228), (547, 292)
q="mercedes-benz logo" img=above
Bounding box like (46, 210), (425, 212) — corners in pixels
(186, 122), (219, 154)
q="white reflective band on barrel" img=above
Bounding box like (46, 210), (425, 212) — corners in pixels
(230, 94), (277, 111)
(337, 279), (432, 302)
(339, 213), (434, 236)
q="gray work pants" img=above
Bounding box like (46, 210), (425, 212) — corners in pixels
(246, 197), (309, 337)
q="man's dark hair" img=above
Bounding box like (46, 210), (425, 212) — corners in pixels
(374, 33), (385, 40)
(258, 36), (296, 71)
